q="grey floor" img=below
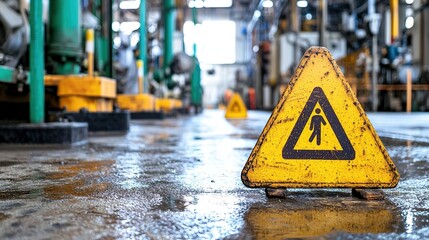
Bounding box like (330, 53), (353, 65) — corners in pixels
(0, 110), (428, 239)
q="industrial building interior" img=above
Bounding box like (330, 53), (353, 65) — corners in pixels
(0, 0), (429, 239)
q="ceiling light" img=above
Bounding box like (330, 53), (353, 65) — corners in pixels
(112, 22), (120, 32)
(297, 0), (308, 8)
(406, 8), (414, 17)
(189, 0), (232, 8)
(253, 10), (261, 19)
(194, 0), (204, 8)
(405, 17), (414, 29)
(113, 36), (121, 49)
(262, 0), (273, 8)
(119, 0), (140, 10)
(204, 0), (232, 8)
(120, 21), (141, 34)
(253, 45), (259, 52)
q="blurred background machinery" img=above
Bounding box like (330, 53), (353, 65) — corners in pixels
(0, 0), (204, 125)
(0, 0), (429, 123)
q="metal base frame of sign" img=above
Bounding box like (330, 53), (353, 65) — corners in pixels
(265, 188), (385, 201)
(351, 188), (385, 200)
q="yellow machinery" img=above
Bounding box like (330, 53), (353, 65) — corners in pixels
(117, 93), (157, 112)
(45, 74), (116, 112)
(118, 95), (182, 116)
(116, 60), (182, 116)
(116, 60), (156, 112)
(157, 98), (182, 113)
(44, 28), (129, 134)
(45, 29), (116, 113)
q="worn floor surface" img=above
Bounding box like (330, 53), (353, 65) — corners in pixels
(0, 110), (428, 239)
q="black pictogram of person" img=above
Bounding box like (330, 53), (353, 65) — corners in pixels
(231, 102), (241, 112)
(309, 108), (326, 145)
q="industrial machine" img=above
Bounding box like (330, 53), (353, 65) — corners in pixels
(0, 0), (31, 121)
(0, 0), (203, 133)
(0, 0), (129, 134)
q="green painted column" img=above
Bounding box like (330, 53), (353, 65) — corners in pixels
(47, 0), (82, 74)
(106, 0), (113, 78)
(92, 0), (113, 77)
(163, 0), (175, 77)
(140, 0), (148, 92)
(191, 7), (202, 107)
(191, 60), (202, 106)
(30, 0), (44, 123)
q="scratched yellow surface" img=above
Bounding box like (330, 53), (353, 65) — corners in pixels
(225, 93), (248, 119)
(241, 47), (400, 188)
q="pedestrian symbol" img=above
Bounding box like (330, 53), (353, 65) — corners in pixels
(225, 93), (247, 119)
(241, 47), (399, 189)
(231, 102), (241, 112)
(282, 87), (355, 160)
(309, 108), (326, 145)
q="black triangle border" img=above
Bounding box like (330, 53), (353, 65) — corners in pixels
(282, 87), (355, 160)
(231, 101), (241, 112)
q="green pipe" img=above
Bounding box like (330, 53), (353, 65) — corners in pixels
(191, 59), (202, 106)
(47, 0), (82, 74)
(105, 0), (113, 78)
(29, 0), (44, 123)
(140, 0), (148, 92)
(0, 66), (15, 83)
(191, 7), (202, 107)
(92, 0), (113, 77)
(163, 0), (175, 82)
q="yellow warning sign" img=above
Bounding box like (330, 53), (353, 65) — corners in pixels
(241, 47), (399, 188)
(225, 93), (247, 119)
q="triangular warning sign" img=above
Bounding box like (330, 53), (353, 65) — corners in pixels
(225, 93), (247, 119)
(241, 47), (399, 188)
(282, 87), (355, 160)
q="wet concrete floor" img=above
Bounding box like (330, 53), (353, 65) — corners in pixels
(0, 110), (428, 239)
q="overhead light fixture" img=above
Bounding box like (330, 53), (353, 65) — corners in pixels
(253, 45), (259, 52)
(194, 0), (204, 8)
(112, 22), (120, 32)
(188, 0), (232, 8)
(405, 0), (414, 4)
(119, 0), (140, 10)
(113, 36), (121, 49)
(120, 21), (141, 34)
(406, 8), (414, 17)
(297, 0), (308, 8)
(405, 17), (414, 29)
(204, 0), (232, 8)
(262, 0), (273, 8)
(253, 10), (262, 19)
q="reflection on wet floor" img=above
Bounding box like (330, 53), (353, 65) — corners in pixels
(246, 200), (400, 238)
(0, 110), (428, 239)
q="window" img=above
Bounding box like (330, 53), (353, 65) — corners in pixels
(184, 20), (236, 64)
